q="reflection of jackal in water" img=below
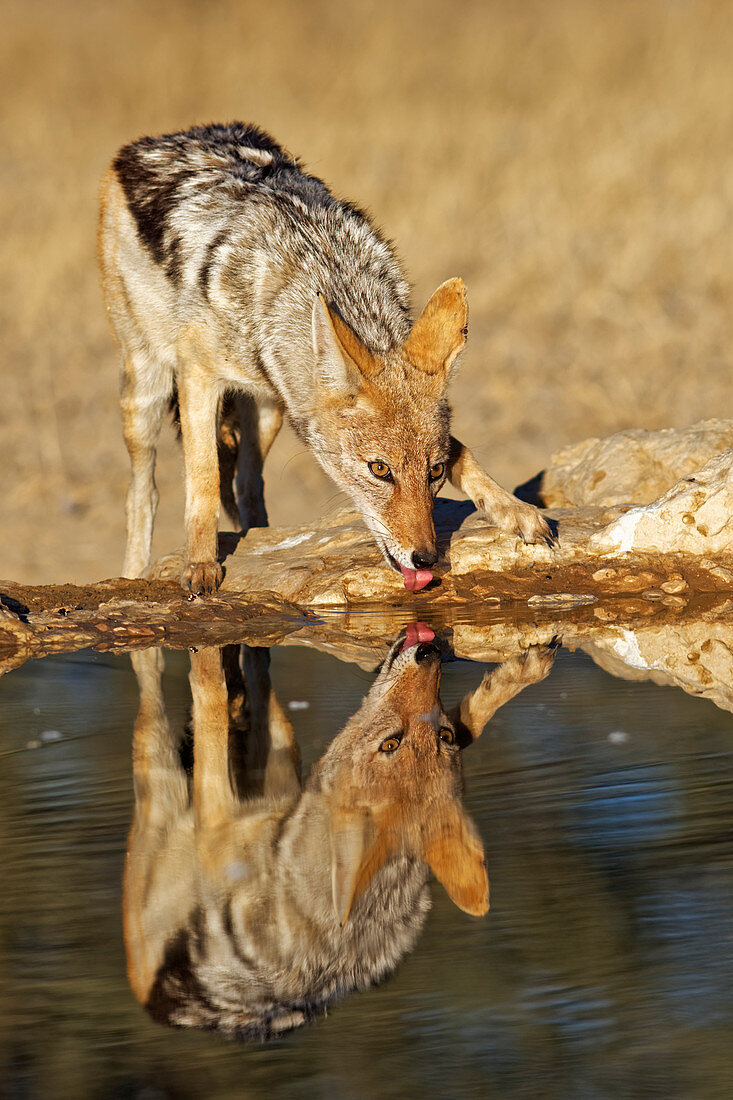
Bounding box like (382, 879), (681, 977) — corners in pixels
(124, 634), (554, 1039)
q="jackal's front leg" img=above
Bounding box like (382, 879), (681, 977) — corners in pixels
(177, 368), (223, 594)
(447, 436), (554, 545)
(454, 642), (557, 742)
(190, 646), (234, 831)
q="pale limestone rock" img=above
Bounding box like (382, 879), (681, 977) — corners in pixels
(149, 484), (733, 607)
(535, 419), (733, 508)
(591, 449), (733, 557)
(150, 500), (603, 606)
(147, 421), (733, 606)
(579, 619), (733, 714)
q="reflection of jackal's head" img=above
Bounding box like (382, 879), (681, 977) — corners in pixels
(310, 629), (488, 924)
(308, 279), (468, 591)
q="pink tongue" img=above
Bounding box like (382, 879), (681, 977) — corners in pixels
(401, 622), (436, 651)
(400, 566), (433, 592)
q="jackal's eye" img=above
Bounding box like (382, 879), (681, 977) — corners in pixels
(438, 726), (455, 745)
(429, 462), (445, 482)
(379, 733), (402, 753)
(369, 460), (392, 481)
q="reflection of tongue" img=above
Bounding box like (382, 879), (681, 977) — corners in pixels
(401, 622), (436, 651)
(400, 566), (433, 592)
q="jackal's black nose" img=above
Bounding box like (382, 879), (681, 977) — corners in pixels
(415, 641), (440, 663)
(412, 549), (438, 569)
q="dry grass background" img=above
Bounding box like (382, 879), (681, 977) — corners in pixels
(2, 0), (733, 583)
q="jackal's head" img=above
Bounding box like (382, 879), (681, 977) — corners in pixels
(310, 279), (468, 591)
(311, 626), (489, 924)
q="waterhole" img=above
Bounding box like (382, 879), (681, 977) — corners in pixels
(2, 607), (733, 1099)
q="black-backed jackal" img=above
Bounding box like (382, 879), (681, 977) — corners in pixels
(99, 123), (552, 594)
(124, 631), (555, 1038)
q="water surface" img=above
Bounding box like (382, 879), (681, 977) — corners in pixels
(3, 610), (733, 1099)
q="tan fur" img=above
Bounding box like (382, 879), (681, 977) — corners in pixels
(404, 277), (469, 377)
(322, 297), (384, 379)
(123, 633), (555, 1037)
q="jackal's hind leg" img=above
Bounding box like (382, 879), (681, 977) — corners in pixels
(121, 356), (171, 578)
(217, 397), (243, 530)
(263, 693), (300, 800)
(447, 436), (554, 545)
(227, 646), (300, 801)
(232, 394), (283, 532)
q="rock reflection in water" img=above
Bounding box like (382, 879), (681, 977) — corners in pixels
(299, 606), (733, 718)
(123, 629), (556, 1040)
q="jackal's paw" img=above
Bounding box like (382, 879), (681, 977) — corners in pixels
(498, 644), (557, 689)
(181, 561), (223, 596)
(519, 642), (558, 684)
(482, 498), (555, 546)
(490, 642), (557, 694)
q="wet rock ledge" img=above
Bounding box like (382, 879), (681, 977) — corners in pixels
(0, 584), (311, 674)
(149, 420), (733, 607)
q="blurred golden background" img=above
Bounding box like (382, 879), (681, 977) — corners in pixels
(2, 0), (732, 583)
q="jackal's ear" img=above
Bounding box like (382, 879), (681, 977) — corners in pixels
(330, 806), (403, 926)
(312, 296), (382, 395)
(330, 808), (373, 925)
(403, 277), (467, 383)
(423, 805), (489, 917)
